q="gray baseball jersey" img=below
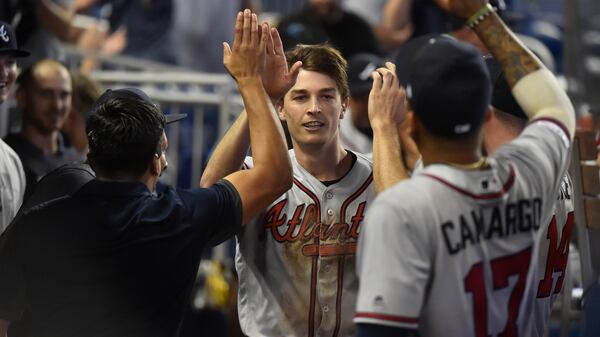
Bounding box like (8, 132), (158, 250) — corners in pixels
(355, 119), (571, 337)
(532, 173), (575, 337)
(236, 149), (376, 337)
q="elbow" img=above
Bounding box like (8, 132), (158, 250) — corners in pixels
(262, 160), (293, 196)
(199, 174), (216, 188)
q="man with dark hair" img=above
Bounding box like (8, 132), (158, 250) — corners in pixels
(0, 9), (293, 337)
(201, 30), (407, 336)
(354, 0), (576, 336)
(4, 59), (81, 199)
(0, 20), (28, 232)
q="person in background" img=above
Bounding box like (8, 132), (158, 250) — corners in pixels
(0, 21), (29, 233)
(61, 72), (102, 158)
(4, 59), (81, 199)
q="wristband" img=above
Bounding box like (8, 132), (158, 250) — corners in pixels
(466, 3), (495, 29)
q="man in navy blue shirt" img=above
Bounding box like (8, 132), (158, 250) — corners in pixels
(0, 9), (293, 337)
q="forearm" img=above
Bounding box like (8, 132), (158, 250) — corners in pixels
(372, 123), (409, 192)
(474, 12), (575, 138)
(241, 80), (290, 177)
(37, 0), (78, 42)
(200, 110), (251, 187)
(383, 0), (412, 31)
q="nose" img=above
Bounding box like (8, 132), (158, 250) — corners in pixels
(308, 97), (321, 114)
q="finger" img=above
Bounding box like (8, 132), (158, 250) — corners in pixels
(271, 27), (284, 56)
(250, 12), (258, 46)
(371, 71), (383, 92)
(288, 61), (303, 80)
(385, 61), (396, 74)
(376, 67), (393, 88)
(242, 9), (251, 46)
(223, 42), (232, 59)
(259, 22), (268, 51)
(233, 11), (243, 50)
(266, 24), (275, 55)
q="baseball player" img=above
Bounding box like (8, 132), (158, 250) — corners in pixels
(354, 0), (575, 336)
(200, 30), (408, 337)
(482, 55), (576, 337)
(0, 21), (28, 232)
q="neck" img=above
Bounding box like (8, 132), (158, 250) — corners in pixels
(292, 139), (350, 181)
(21, 125), (59, 154)
(95, 170), (157, 192)
(419, 138), (482, 167)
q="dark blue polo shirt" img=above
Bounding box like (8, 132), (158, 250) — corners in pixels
(0, 179), (242, 337)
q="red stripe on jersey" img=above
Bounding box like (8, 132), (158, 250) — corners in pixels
(422, 165), (515, 200)
(302, 243), (357, 256)
(530, 117), (571, 142)
(333, 257), (345, 337)
(354, 312), (419, 324)
(340, 173), (373, 221)
(293, 178), (321, 337)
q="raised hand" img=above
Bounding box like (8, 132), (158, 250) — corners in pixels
(262, 27), (302, 100)
(368, 62), (406, 129)
(223, 9), (268, 83)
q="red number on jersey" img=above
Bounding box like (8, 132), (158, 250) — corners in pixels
(537, 212), (574, 298)
(464, 247), (532, 337)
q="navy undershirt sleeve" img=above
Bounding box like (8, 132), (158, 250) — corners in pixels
(205, 179), (243, 246)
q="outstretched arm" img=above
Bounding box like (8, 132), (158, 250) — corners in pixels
(218, 10), (293, 224)
(369, 62), (410, 192)
(200, 24), (301, 188)
(438, 0), (575, 139)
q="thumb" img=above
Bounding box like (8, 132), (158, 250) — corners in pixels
(223, 42), (232, 60)
(288, 61), (302, 80)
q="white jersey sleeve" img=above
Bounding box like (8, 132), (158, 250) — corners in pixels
(355, 190), (432, 329)
(0, 140), (26, 232)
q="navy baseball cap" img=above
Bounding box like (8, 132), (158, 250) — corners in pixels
(0, 21), (30, 57)
(94, 88), (187, 124)
(347, 53), (385, 96)
(484, 55), (527, 120)
(395, 34), (491, 138)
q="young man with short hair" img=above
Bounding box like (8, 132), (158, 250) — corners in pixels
(201, 32), (407, 337)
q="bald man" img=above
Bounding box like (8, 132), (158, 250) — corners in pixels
(4, 59), (80, 199)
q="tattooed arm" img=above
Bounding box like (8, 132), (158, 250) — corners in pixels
(438, 0), (575, 139)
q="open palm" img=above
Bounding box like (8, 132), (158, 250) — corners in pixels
(262, 27), (302, 100)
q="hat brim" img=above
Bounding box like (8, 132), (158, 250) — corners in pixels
(165, 113), (187, 124)
(0, 49), (30, 58)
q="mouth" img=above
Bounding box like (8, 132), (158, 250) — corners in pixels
(302, 121), (325, 131)
(0, 82), (7, 89)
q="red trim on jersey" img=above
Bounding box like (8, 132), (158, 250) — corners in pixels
(422, 164), (515, 200)
(354, 312), (419, 324)
(293, 178), (321, 337)
(530, 117), (571, 142)
(333, 257), (345, 337)
(340, 173), (373, 221)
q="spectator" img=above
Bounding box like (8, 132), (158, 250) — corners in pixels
(277, 0), (381, 59)
(0, 21), (28, 232)
(61, 72), (102, 157)
(4, 59), (80, 199)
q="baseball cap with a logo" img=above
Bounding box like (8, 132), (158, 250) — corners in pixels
(0, 20), (30, 57)
(347, 53), (385, 96)
(395, 34), (491, 138)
